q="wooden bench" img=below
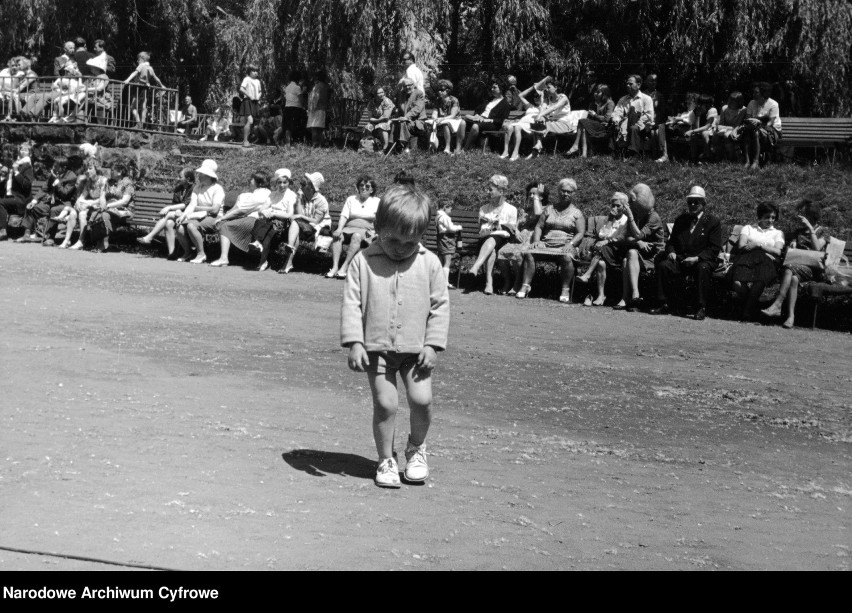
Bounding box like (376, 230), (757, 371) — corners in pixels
(342, 106), (370, 149)
(779, 117), (852, 163)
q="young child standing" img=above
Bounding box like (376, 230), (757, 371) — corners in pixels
(341, 184), (450, 488)
(435, 200), (464, 289)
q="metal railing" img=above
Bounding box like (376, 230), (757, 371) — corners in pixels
(1, 76), (181, 134)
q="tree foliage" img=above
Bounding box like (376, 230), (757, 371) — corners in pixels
(0, 0), (849, 115)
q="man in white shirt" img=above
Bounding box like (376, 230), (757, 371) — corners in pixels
(610, 74), (655, 156)
(399, 52), (424, 94)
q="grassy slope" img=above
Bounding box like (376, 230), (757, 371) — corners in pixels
(148, 144), (852, 240)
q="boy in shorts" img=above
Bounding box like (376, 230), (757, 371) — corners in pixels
(341, 184), (450, 488)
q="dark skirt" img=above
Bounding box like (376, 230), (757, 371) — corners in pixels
(252, 218), (288, 243)
(219, 217), (256, 252)
(478, 234), (509, 252)
(730, 249), (779, 285)
(283, 106), (307, 133)
(578, 117), (610, 139)
(599, 242), (654, 271)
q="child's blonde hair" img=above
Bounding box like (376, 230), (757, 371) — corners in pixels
(375, 184), (431, 237)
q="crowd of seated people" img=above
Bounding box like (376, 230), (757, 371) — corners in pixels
(0, 143), (840, 329)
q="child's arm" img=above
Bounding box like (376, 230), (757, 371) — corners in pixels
(422, 255), (450, 360)
(340, 257), (369, 371)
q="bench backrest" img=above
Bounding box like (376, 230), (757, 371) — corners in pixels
(781, 117), (852, 145)
(133, 191), (174, 228)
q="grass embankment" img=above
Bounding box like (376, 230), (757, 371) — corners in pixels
(148, 144), (852, 240)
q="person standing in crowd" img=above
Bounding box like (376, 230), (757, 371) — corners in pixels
(239, 65), (263, 147)
(123, 51), (165, 129)
(176, 95), (198, 133)
(340, 183), (449, 488)
(306, 70), (329, 147)
(54, 41), (75, 76)
(651, 186), (722, 321)
(643, 74), (666, 156)
(610, 74), (654, 156)
(74, 37), (94, 77)
(281, 70), (306, 146)
(399, 51), (424, 93)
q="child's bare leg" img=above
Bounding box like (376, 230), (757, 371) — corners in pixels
(368, 372), (399, 460)
(510, 125), (523, 159)
(401, 365), (432, 447)
(440, 253), (453, 286)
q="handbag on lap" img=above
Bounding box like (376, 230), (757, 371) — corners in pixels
(783, 248), (825, 270)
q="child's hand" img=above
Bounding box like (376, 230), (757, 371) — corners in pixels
(348, 343), (369, 372)
(416, 346), (437, 374)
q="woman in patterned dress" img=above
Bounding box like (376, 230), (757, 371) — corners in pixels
(518, 178), (585, 302)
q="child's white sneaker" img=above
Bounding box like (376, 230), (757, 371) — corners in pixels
(375, 457), (401, 488)
(404, 440), (429, 482)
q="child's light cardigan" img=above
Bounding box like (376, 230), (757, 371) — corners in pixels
(341, 241), (449, 353)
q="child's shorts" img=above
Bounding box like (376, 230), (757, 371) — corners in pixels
(367, 351), (419, 374)
(437, 233), (456, 257)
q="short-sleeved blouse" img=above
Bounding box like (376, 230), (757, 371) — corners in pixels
(189, 183), (226, 220)
(265, 189), (297, 217)
(341, 195), (379, 223)
(478, 201), (518, 238)
(741, 224), (784, 251)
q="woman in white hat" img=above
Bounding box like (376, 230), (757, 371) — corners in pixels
(174, 159), (225, 263)
(281, 172), (330, 274)
(209, 170), (272, 267)
(249, 168), (298, 271)
(82, 54), (109, 123)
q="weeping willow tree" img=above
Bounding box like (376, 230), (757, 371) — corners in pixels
(1, 0), (850, 115)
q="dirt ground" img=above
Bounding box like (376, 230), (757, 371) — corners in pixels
(0, 243), (849, 571)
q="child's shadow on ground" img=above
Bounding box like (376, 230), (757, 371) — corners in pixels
(281, 449), (375, 479)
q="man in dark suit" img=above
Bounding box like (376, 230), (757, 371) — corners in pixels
(651, 186), (722, 320)
(74, 37), (94, 76)
(458, 82), (511, 149)
(390, 78), (426, 154)
(54, 41), (76, 76)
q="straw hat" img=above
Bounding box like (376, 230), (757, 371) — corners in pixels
(304, 172), (324, 191)
(686, 185), (707, 201)
(195, 159), (218, 180)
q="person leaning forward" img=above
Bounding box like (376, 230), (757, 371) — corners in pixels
(390, 78), (426, 154)
(651, 186), (722, 320)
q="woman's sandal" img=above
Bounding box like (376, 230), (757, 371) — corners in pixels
(335, 271), (347, 279)
(325, 270), (337, 278)
(559, 291), (571, 303)
(516, 284), (531, 299)
(279, 265), (294, 275)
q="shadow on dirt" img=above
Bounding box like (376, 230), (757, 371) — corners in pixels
(281, 449), (375, 479)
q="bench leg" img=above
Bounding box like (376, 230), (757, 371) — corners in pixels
(811, 299), (818, 330)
